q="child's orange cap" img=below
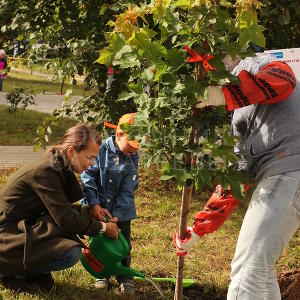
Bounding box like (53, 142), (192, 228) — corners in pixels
(104, 113), (139, 150)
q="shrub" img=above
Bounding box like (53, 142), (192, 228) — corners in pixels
(6, 88), (36, 112)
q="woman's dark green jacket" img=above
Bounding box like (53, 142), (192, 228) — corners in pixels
(0, 150), (101, 277)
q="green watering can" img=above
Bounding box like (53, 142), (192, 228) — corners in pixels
(81, 231), (196, 289)
(81, 231), (144, 279)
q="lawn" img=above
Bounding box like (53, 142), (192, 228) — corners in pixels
(0, 105), (77, 146)
(0, 166), (300, 299)
(2, 70), (97, 96)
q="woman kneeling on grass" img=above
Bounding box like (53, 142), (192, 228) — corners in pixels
(0, 124), (119, 292)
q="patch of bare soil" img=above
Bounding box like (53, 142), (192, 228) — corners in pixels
(278, 270), (300, 300)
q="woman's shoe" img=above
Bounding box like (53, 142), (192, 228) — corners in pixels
(26, 272), (54, 293)
(1, 275), (28, 292)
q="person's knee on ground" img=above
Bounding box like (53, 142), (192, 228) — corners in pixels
(28, 246), (82, 276)
(60, 246), (82, 269)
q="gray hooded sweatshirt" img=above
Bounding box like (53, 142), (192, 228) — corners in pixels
(231, 53), (300, 182)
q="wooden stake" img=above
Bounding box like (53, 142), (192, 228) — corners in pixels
(174, 181), (193, 300)
(174, 34), (206, 298)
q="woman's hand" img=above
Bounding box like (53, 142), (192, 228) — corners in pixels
(104, 222), (119, 240)
(90, 204), (112, 222)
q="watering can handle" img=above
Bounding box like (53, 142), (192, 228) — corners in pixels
(103, 215), (128, 249)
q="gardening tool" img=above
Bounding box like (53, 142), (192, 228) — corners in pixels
(134, 276), (196, 288)
(80, 230), (196, 289)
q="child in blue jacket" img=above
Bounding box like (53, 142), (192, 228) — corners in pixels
(81, 113), (139, 295)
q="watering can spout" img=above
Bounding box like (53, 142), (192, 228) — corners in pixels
(113, 262), (145, 279)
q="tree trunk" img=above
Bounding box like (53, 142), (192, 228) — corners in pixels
(174, 181), (194, 300)
(60, 78), (65, 94)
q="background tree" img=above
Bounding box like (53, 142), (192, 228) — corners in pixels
(0, 0), (140, 129)
(259, 0), (300, 49)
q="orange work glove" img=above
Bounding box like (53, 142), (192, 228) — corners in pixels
(174, 185), (239, 256)
(192, 185), (239, 236)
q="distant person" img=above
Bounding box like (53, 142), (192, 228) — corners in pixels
(0, 49), (7, 91)
(81, 113), (139, 296)
(0, 124), (119, 292)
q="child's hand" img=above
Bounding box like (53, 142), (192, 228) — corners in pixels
(90, 204), (112, 222)
(105, 222), (120, 240)
(111, 217), (119, 223)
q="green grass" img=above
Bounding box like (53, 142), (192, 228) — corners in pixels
(0, 105), (77, 145)
(18, 63), (56, 74)
(1, 166), (300, 299)
(2, 70), (96, 96)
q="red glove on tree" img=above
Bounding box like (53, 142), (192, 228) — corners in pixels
(175, 185), (239, 256)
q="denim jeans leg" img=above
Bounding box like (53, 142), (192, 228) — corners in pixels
(27, 246), (82, 275)
(227, 171), (300, 300)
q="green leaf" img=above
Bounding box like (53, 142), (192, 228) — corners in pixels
(237, 10), (266, 48)
(64, 89), (73, 102)
(160, 174), (175, 181)
(183, 77), (207, 105)
(154, 96), (169, 108)
(161, 162), (193, 186)
(96, 49), (114, 66)
(37, 126), (45, 135)
(166, 49), (186, 70)
(229, 180), (242, 199)
(248, 25), (266, 48)
(154, 64), (167, 81)
(33, 144), (41, 152)
(118, 92), (137, 101)
(140, 67), (155, 83)
(173, 0), (191, 9)
(99, 6), (108, 16)
(113, 52), (141, 68)
(128, 83), (143, 94)
(115, 45), (132, 60)
(140, 40), (167, 64)
(195, 169), (213, 191)
(220, 0), (234, 7)
(96, 34), (126, 66)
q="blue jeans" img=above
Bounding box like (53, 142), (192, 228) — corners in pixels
(28, 246), (82, 275)
(227, 170), (300, 300)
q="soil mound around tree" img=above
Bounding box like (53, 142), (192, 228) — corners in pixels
(279, 269), (300, 300)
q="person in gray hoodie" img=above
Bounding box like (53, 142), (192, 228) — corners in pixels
(175, 53), (298, 299)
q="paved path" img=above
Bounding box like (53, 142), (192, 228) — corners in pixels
(0, 92), (81, 167)
(0, 92), (81, 114)
(0, 146), (46, 168)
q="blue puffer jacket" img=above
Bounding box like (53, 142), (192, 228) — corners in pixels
(81, 136), (139, 222)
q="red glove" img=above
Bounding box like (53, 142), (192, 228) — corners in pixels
(174, 185), (239, 256)
(192, 185), (239, 236)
